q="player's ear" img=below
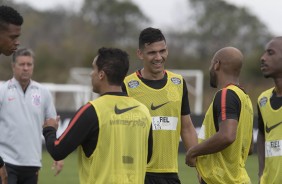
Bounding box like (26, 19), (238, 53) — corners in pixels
(214, 60), (220, 71)
(99, 70), (105, 79)
(137, 49), (143, 60)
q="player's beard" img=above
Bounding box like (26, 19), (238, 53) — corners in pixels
(209, 70), (217, 88)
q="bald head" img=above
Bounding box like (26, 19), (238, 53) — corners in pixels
(213, 47), (243, 76)
(266, 37), (282, 52)
(272, 36), (282, 42)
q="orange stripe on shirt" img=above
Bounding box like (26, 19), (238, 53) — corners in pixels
(54, 103), (91, 146)
(221, 88), (227, 121)
(136, 71), (142, 78)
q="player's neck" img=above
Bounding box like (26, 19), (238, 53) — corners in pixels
(274, 77), (282, 97)
(140, 68), (165, 80)
(99, 85), (122, 95)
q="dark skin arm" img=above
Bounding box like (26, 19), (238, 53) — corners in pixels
(0, 157), (7, 184)
(257, 130), (265, 179)
(0, 166), (7, 184)
(248, 133), (254, 155)
(181, 114), (198, 166)
(186, 119), (237, 165)
(257, 105), (265, 180)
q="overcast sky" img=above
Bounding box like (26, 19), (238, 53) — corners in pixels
(13, 0), (282, 35)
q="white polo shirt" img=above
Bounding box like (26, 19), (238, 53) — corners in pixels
(0, 77), (56, 167)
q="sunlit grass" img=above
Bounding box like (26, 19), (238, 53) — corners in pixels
(40, 150), (258, 184)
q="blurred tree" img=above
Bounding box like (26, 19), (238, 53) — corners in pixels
(0, 0), (272, 86)
(168, 0), (272, 62)
(80, 0), (149, 47)
(163, 0), (274, 111)
(0, 0), (276, 112)
(0, 0), (149, 83)
(192, 0), (272, 57)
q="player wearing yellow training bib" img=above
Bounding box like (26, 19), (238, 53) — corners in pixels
(123, 27), (198, 184)
(186, 47), (253, 184)
(43, 48), (153, 184)
(257, 88), (282, 184)
(257, 37), (282, 184)
(196, 85), (253, 184)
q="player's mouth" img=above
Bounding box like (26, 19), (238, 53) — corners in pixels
(152, 61), (163, 67)
(260, 63), (268, 70)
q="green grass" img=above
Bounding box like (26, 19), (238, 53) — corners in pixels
(39, 150), (79, 184)
(178, 154), (259, 184)
(39, 151), (258, 184)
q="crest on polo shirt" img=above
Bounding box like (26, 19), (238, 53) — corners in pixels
(32, 93), (41, 106)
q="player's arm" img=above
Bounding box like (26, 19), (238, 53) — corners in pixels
(181, 115), (198, 151)
(43, 103), (98, 160)
(182, 114), (198, 167)
(186, 89), (239, 161)
(0, 156), (7, 184)
(248, 133), (254, 155)
(181, 80), (197, 151)
(188, 119), (238, 158)
(256, 105), (265, 179)
(147, 125), (153, 163)
(181, 81), (198, 167)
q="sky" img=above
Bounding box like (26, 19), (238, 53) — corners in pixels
(12, 0), (282, 36)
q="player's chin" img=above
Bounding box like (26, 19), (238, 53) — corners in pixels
(261, 71), (271, 78)
(3, 50), (14, 56)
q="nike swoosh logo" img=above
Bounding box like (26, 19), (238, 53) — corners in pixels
(266, 122), (282, 133)
(8, 97), (15, 101)
(114, 105), (139, 114)
(151, 102), (169, 110)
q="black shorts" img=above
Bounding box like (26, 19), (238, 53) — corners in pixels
(1, 163), (40, 184)
(145, 172), (181, 184)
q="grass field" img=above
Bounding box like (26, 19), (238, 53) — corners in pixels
(39, 150), (259, 183)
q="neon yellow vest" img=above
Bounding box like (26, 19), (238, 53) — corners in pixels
(258, 88), (282, 184)
(196, 85), (253, 184)
(78, 95), (152, 184)
(124, 71), (183, 173)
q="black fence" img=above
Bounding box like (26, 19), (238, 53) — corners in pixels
(57, 111), (258, 153)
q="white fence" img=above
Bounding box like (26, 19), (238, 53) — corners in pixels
(1, 69), (204, 113)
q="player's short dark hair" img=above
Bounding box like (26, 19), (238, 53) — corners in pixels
(12, 48), (34, 63)
(0, 156), (4, 168)
(0, 5), (23, 31)
(96, 47), (129, 86)
(139, 27), (166, 49)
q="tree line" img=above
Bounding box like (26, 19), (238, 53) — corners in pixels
(0, 0), (274, 111)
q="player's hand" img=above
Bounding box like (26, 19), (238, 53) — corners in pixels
(43, 116), (60, 130)
(52, 160), (64, 176)
(0, 165), (8, 184)
(197, 170), (202, 184)
(185, 148), (196, 167)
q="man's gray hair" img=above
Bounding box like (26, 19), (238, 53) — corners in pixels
(12, 48), (34, 63)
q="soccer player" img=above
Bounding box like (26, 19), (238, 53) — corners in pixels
(43, 47), (153, 184)
(186, 47), (253, 184)
(257, 37), (282, 184)
(123, 27), (198, 184)
(0, 5), (23, 184)
(0, 5), (22, 56)
(0, 48), (63, 184)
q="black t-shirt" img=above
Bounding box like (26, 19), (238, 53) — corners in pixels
(258, 90), (282, 134)
(122, 70), (191, 115)
(212, 88), (241, 131)
(43, 92), (153, 162)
